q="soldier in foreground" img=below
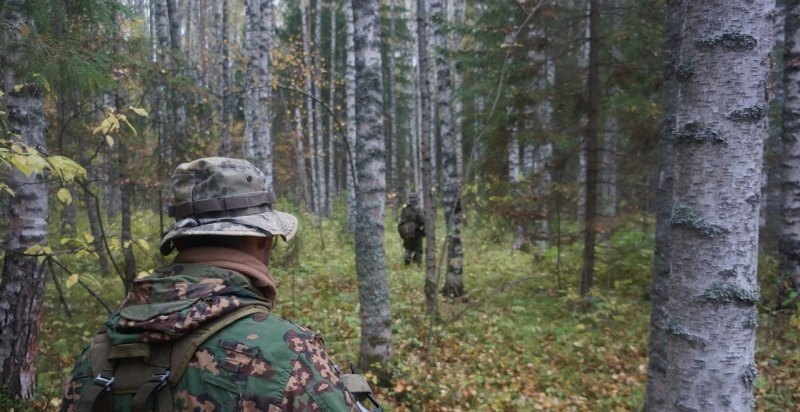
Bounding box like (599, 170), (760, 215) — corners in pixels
(62, 157), (365, 411)
(397, 193), (425, 266)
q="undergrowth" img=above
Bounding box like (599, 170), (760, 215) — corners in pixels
(16, 204), (800, 411)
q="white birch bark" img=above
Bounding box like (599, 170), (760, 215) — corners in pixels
(0, 1), (49, 398)
(666, 2), (772, 409)
(779, 2), (800, 306)
(345, 0), (358, 230)
(301, 0), (319, 213)
(327, 0), (337, 214)
(314, 0), (327, 215)
(244, 0), (274, 190)
(430, 0), (463, 297)
(352, 0), (392, 372)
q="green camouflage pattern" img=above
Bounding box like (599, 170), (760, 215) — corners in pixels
(160, 157), (298, 255)
(61, 263), (357, 411)
(399, 202), (424, 266)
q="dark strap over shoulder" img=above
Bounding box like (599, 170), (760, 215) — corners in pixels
(81, 304), (271, 412)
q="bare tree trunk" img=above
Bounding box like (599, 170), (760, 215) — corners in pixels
(352, 0), (392, 376)
(665, 2), (771, 410)
(345, 0), (358, 229)
(0, 2), (49, 398)
(417, 0), (437, 316)
(580, 0), (599, 297)
(328, 0), (337, 214)
(301, 0), (320, 214)
(244, 0), (275, 189)
(219, 0), (234, 156)
(314, 0), (327, 216)
(779, 0), (800, 309)
(294, 106), (310, 205)
(644, 0), (680, 408)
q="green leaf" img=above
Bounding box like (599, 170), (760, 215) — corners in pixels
(66, 274), (79, 289)
(57, 188), (72, 205)
(9, 154), (34, 177)
(48, 156), (87, 182)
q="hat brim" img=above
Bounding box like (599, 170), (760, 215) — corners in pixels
(160, 210), (298, 255)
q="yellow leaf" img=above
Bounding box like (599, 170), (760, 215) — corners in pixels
(84, 233), (94, 243)
(137, 239), (150, 251)
(19, 24), (30, 37)
(24, 245), (43, 256)
(11, 143), (24, 154)
(129, 106), (149, 117)
(66, 274), (79, 289)
(106, 135), (114, 147)
(57, 188), (72, 205)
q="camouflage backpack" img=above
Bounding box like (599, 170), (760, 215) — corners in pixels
(77, 304), (270, 412)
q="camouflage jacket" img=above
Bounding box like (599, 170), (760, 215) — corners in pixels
(61, 260), (357, 411)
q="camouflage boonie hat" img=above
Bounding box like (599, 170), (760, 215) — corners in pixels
(160, 157), (298, 255)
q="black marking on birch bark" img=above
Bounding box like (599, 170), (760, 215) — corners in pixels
(673, 122), (725, 145)
(745, 193), (760, 207)
(696, 32), (757, 52)
(741, 363), (758, 388)
(673, 396), (699, 412)
(719, 396), (732, 407)
(742, 311), (758, 329)
(718, 269), (736, 278)
(666, 320), (707, 348)
(676, 61), (694, 81)
(671, 206), (729, 237)
(702, 282), (760, 305)
(728, 105), (766, 123)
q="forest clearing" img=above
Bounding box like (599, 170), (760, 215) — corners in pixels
(2, 0), (799, 411)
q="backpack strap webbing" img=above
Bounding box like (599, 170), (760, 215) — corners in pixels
(80, 303), (271, 412)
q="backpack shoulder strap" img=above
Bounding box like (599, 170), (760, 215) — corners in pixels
(165, 303), (271, 386)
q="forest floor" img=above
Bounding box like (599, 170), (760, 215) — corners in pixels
(18, 208), (800, 411)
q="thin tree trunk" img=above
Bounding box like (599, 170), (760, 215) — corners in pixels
(417, 0), (437, 316)
(580, 0), (599, 297)
(244, 0), (275, 189)
(294, 106), (310, 205)
(328, 0), (337, 214)
(665, 1), (771, 409)
(345, 0), (358, 230)
(0, 2), (49, 398)
(644, 0), (680, 408)
(301, 0), (319, 214)
(779, 0), (800, 309)
(219, 0), (234, 156)
(314, 0), (327, 215)
(352, 0), (392, 377)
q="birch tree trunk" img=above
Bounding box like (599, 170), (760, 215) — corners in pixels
(314, 0), (327, 216)
(294, 106), (310, 205)
(665, 2), (772, 409)
(779, 1), (800, 307)
(328, 0), (337, 215)
(301, 0), (320, 214)
(345, 0), (358, 230)
(219, 0), (234, 156)
(417, 0), (438, 315)
(644, 0), (680, 408)
(0, 2), (49, 398)
(430, 0), (463, 297)
(352, 0), (392, 375)
(244, 0), (274, 190)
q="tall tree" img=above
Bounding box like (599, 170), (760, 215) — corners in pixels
(219, 0), (234, 156)
(345, 0), (358, 230)
(417, 0), (437, 315)
(779, 1), (800, 309)
(665, 1), (771, 410)
(429, 0), (463, 297)
(244, 0), (275, 188)
(580, 0), (600, 297)
(352, 0), (392, 374)
(0, 1), (49, 399)
(644, 0), (680, 408)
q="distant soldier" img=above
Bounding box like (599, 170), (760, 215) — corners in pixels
(398, 193), (425, 266)
(61, 157), (365, 411)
